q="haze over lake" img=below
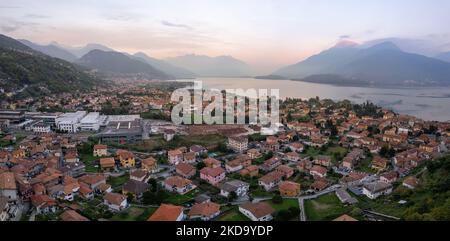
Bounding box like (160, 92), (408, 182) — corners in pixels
(184, 77), (450, 122)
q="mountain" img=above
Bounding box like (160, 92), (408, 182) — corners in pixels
(435, 52), (450, 63)
(77, 50), (173, 80)
(273, 42), (450, 86)
(57, 43), (115, 58)
(132, 52), (195, 79)
(0, 34), (104, 97)
(165, 54), (252, 77)
(18, 39), (78, 62)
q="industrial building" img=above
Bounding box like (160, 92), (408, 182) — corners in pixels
(96, 116), (143, 144)
(55, 111), (87, 133)
(80, 112), (108, 131)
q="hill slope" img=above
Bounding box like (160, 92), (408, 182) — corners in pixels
(77, 50), (173, 80)
(274, 42), (450, 86)
(0, 34), (105, 97)
(18, 39), (78, 62)
(133, 52), (195, 79)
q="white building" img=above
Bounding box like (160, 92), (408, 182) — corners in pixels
(239, 202), (275, 221)
(362, 181), (393, 199)
(32, 122), (52, 134)
(219, 180), (249, 198)
(55, 111), (87, 133)
(80, 112), (107, 131)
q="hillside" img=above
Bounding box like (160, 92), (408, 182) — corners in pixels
(19, 39), (78, 62)
(133, 52), (195, 79)
(0, 34), (105, 97)
(273, 42), (450, 86)
(77, 50), (173, 80)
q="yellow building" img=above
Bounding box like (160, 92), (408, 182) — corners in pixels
(279, 181), (301, 197)
(117, 150), (135, 168)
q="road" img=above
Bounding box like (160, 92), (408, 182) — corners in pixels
(297, 184), (341, 221)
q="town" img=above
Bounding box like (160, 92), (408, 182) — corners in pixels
(1, 81), (450, 221)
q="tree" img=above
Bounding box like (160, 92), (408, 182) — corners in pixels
(196, 161), (206, 170)
(228, 191), (238, 202)
(126, 193), (134, 202)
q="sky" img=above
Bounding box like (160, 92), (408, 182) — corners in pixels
(1, 0), (450, 74)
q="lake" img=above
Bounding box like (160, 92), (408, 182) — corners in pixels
(178, 77), (450, 122)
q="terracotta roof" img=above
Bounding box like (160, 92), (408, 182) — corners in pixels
(200, 167), (225, 177)
(333, 214), (358, 221)
(279, 181), (300, 191)
(176, 163), (195, 175)
(30, 195), (57, 208)
(164, 176), (192, 188)
(130, 169), (147, 179)
(100, 158), (115, 167)
(60, 210), (89, 221)
(79, 174), (105, 185)
(142, 157), (157, 167)
(188, 202), (220, 218)
(104, 192), (126, 205)
(123, 180), (149, 194)
(0, 172), (16, 190)
(148, 204), (183, 221)
(239, 202), (274, 219)
(93, 144), (107, 150)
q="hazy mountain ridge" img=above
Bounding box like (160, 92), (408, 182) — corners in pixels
(132, 52), (196, 79)
(18, 39), (78, 62)
(165, 54), (253, 77)
(273, 41), (450, 86)
(76, 49), (173, 80)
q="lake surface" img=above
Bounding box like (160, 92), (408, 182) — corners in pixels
(179, 77), (450, 122)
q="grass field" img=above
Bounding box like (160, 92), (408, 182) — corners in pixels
(217, 207), (250, 221)
(269, 198), (299, 212)
(107, 175), (130, 191)
(164, 188), (199, 205)
(128, 134), (226, 152)
(110, 207), (156, 221)
(304, 193), (352, 221)
(80, 153), (99, 173)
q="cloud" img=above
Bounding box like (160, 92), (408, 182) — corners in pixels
(339, 35), (351, 39)
(24, 14), (49, 19)
(161, 20), (192, 30)
(104, 14), (140, 22)
(0, 18), (38, 33)
(0, 5), (20, 9)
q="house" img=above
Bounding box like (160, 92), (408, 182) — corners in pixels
(78, 184), (94, 200)
(100, 157), (115, 172)
(93, 144), (108, 157)
(64, 151), (79, 163)
(288, 142), (304, 153)
(0, 197), (10, 221)
(78, 174), (106, 190)
(260, 157), (281, 172)
(30, 195), (58, 214)
(259, 171), (284, 191)
(117, 150), (135, 168)
(163, 129), (176, 141)
(310, 178), (329, 191)
(313, 155), (332, 167)
(190, 145), (207, 156)
(96, 183), (112, 194)
(335, 188), (358, 204)
(219, 180), (249, 198)
(285, 152), (300, 162)
(188, 202), (221, 221)
(103, 192), (128, 211)
(371, 156), (389, 171)
(239, 202), (275, 221)
(163, 176), (196, 195)
(60, 210), (89, 221)
(225, 159), (244, 173)
(176, 163), (196, 179)
(200, 167), (226, 186)
(298, 159), (313, 172)
(194, 194), (211, 204)
(168, 149), (183, 165)
(403, 176), (419, 189)
(122, 180), (149, 199)
(130, 169), (148, 182)
(148, 204), (184, 221)
(203, 157), (221, 168)
(141, 157), (158, 173)
(310, 165), (328, 178)
(227, 136), (248, 152)
(247, 149), (261, 159)
(183, 152), (196, 164)
(275, 165), (294, 179)
(333, 214), (358, 221)
(240, 165), (259, 177)
(362, 181), (393, 199)
(0, 172), (17, 201)
(279, 181), (300, 197)
(380, 171), (399, 183)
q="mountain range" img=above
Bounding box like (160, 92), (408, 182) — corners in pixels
(165, 54), (253, 77)
(76, 50), (173, 80)
(272, 41), (450, 86)
(0, 34), (104, 97)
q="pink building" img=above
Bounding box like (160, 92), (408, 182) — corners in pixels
(200, 167), (226, 186)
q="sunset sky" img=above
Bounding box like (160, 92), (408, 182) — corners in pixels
(1, 0), (450, 73)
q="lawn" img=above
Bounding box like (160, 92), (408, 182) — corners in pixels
(107, 175), (130, 191)
(269, 198), (299, 212)
(80, 153), (99, 173)
(109, 207), (156, 221)
(250, 186), (274, 198)
(164, 188), (200, 205)
(127, 134), (226, 152)
(217, 207), (250, 221)
(354, 157), (376, 174)
(304, 193), (352, 221)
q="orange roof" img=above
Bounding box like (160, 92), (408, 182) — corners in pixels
(93, 144), (107, 150)
(164, 176), (192, 188)
(104, 192), (126, 205)
(0, 172), (16, 190)
(279, 181), (300, 191)
(200, 167), (225, 177)
(333, 214), (358, 221)
(60, 210), (89, 221)
(100, 158), (115, 167)
(148, 204), (183, 221)
(188, 202), (220, 218)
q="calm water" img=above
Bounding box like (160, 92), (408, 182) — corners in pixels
(180, 77), (450, 122)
